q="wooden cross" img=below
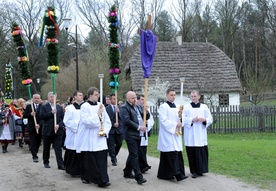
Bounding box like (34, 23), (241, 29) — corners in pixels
(138, 15), (152, 34)
(138, 15), (153, 127)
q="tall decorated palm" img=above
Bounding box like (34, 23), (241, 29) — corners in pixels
(38, 6), (59, 130)
(4, 63), (13, 101)
(108, 4), (121, 123)
(11, 23), (32, 98)
(11, 22), (39, 133)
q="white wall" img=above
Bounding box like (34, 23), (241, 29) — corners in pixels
(147, 92), (240, 107)
(175, 92), (240, 106)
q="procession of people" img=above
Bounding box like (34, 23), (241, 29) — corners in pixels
(0, 88), (213, 188)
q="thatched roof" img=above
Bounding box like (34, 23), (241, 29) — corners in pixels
(127, 41), (242, 94)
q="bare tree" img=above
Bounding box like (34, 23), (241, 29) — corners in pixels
(75, 0), (109, 48)
(170, 0), (202, 42)
(113, 0), (141, 67)
(243, 66), (272, 105)
(214, 0), (249, 59)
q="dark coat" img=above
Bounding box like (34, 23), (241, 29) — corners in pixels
(106, 105), (123, 134)
(23, 103), (43, 134)
(119, 101), (150, 140)
(40, 103), (64, 136)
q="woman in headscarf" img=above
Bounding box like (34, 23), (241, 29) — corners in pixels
(0, 104), (15, 153)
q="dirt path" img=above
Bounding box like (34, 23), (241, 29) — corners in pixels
(0, 144), (269, 191)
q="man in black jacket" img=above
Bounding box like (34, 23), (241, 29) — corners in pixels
(23, 94), (43, 163)
(106, 94), (123, 166)
(119, 91), (150, 185)
(40, 92), (65, 170)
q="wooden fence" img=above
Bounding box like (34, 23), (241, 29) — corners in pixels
(149, 105), (276, 134)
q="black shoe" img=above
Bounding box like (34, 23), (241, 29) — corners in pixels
(191, 173), (198, 178)
(175, 174), (188, 181)
(44, 164), (51, 168)
(112, 162), (117, 166)
(98, 182), (111, 188)
(19, 140), (23, 148)
(137, 178), (147, 184)
(123, 173), (135, 179)
(33, 158), (39, 163)
(81, 179), (91, 184)
(58, 166), (65, 170)
(2, 146), (6, 153)
(141, 167), (149, 173)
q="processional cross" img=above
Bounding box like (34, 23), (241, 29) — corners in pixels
(138, 15), (157, 126)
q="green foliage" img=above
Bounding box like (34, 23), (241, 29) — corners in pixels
(147, 133), (276, 190)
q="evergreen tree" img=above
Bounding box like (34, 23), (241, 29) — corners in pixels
(153, 10), (176, 41)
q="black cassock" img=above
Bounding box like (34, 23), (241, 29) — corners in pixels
(64, 103), (81, 176)
(157, 101), (186, 180)
(80, 150), (109, 184)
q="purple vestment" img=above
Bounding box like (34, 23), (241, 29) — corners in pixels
(140, 29), (157, 78)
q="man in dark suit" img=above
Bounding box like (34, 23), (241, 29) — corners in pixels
(23, 94), (43, 163)
(119, 91), (150, 185)
(106, 94), (123, 166)
(40, 92), (65, 170)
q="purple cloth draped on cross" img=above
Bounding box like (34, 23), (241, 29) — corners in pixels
(140, 29), (157, 78)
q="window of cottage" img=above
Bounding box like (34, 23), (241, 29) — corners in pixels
(200, 95), (204, 103)
(219, 94), (229, 106)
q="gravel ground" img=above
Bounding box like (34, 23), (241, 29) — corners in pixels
(0, 143), (270, 191)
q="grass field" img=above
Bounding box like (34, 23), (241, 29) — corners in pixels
(241, 99), (276, 106)
(144, 132), (276, 190)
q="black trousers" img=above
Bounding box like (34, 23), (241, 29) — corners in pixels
(29, 131), (41, 159)
(107, 133), (122, 163)
(139, 146), (150, 170)
(124, 137), (143, 181)
(42, 134), (64, 168)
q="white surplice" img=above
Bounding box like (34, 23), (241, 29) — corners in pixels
(63, 104), (80, 150)
(157, 103), (183, 152)
(183, 103), (213, 146)
(75, 102), (111, 153)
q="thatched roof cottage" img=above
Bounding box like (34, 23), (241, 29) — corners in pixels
(127, 41), (242, 106)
